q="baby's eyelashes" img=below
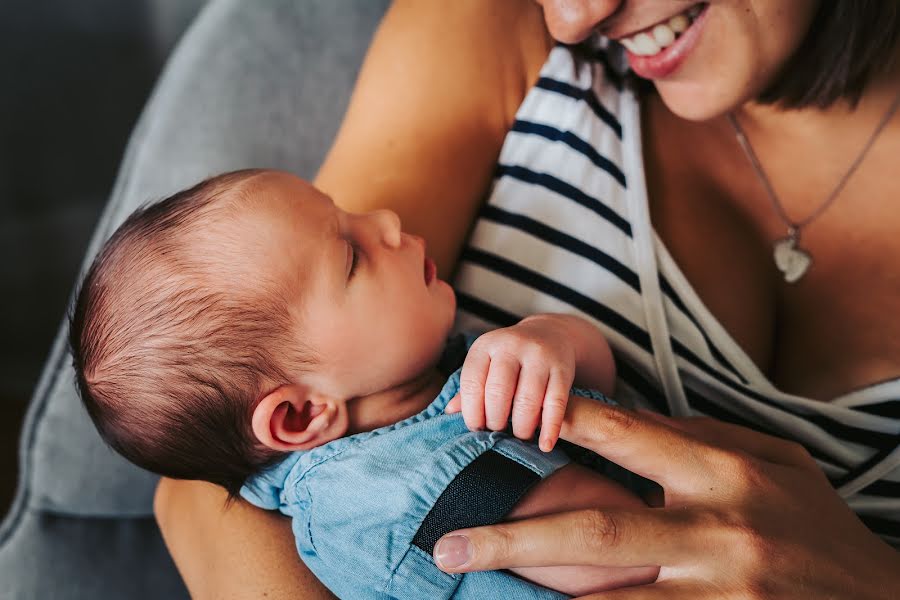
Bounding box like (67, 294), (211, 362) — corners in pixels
(348, 242), (361, 278)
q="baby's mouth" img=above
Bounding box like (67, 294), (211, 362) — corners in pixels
(423, 256), (436, 285)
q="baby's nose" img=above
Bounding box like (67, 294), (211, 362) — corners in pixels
(374, 209), (401, 249)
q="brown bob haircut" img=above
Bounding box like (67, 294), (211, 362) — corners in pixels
(758, 0), (900, 109)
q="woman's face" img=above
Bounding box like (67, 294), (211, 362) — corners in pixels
(534, 0), (821, 120)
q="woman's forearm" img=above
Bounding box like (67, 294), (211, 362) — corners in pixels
(154, 478), (335, 600)
(313, 0), (552, 280)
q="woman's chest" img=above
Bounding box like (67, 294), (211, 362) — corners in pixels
(642, 95), (900, 400)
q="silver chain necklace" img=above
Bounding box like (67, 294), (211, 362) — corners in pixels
(726, 89), (900, 283)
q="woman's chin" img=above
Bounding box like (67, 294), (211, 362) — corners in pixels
(653, 81), (744, 122)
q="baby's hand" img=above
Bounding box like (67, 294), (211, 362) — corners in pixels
(445, 316), (577, 452)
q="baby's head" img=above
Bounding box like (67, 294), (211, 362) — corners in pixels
(70, 169), (455, 498)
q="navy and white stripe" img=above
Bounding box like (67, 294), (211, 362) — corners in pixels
(451, 43), (900, 544)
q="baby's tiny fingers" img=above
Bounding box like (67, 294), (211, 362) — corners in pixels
(458, 349), (490, 431)
(539, 371), (573, 452)
(445, 395), (462, 414)
(510, 367), (548, 441)
(483, 354), (520, 431)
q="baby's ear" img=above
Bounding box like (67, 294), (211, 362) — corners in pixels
(251, 385), (348, 451)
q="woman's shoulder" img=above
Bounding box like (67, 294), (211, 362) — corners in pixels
(316, 0), (557, 275)
(375, 0), (555, 129)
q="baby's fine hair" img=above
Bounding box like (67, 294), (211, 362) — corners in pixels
(70, 169), (306, 499)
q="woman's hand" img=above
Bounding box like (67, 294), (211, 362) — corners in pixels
(432, 396), (900, 598)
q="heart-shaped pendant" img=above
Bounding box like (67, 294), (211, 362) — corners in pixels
(773, 236), (812, 283)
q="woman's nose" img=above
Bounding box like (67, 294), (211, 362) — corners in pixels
(371, 209), (402, 249)
(539, 0), (622, 44)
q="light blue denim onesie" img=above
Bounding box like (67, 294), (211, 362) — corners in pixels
(241, 335), (619, 599)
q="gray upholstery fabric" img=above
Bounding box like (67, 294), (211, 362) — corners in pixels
(0, 0), (389, 596)
(0, 510), (185, 599)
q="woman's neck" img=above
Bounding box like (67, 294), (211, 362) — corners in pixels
(344, 367), (448, 435)
(735, 51), (900, 146)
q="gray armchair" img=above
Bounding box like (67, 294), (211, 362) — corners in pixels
(0, 1), (390, 596)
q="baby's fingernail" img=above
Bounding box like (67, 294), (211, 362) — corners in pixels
(434, 535), (471, 570)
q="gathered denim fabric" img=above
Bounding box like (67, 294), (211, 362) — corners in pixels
(241, 335), (618, 599)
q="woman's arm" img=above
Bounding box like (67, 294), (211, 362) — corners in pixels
(155, 1), (555, 597)
(315, 0), (554, 277)
(154, 478), (335, 600)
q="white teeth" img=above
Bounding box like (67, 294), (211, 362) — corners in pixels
(632, 33), (661, 56)
(620, 38), (639, 54)
(652, 24), (676, 47)
(668, 14), (689, 33)
(619, 4), (703, 56)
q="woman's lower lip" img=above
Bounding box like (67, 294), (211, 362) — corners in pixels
(625, 4), (709, 80)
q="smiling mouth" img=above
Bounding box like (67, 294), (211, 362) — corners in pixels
(616, 3), (706, 56)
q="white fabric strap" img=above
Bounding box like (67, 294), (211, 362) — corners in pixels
(621, 88), (690, 417)
(838, 445), (900, 498)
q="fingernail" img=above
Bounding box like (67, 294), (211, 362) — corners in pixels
(434, 535), (471, 570)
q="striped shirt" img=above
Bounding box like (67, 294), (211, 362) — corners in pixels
(451, 43), (900, 544)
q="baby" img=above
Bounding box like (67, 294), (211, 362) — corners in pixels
(70, 169), (659, 598)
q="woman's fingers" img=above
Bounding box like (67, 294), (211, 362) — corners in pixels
(559, 395), (718, 492)
(638, 410), (817, 470)
(434, 507), (696, 573)
(577, 581), (706, 600)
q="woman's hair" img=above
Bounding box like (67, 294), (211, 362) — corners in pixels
(758, 0), (900, 109)
(70, 169), (309, 502)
